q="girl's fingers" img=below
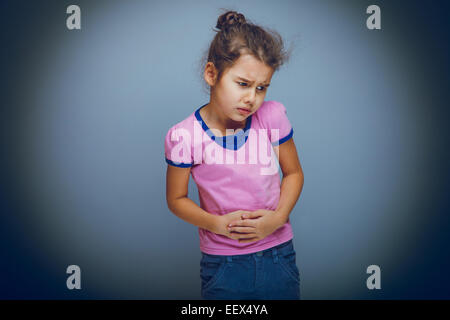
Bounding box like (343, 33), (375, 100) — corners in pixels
(241, 211), (265, 219)
(228, 232), (255, 240)
(229, 226), (255, 233)
(229, 219), (257, 228)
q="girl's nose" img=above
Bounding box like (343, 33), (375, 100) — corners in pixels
(244, 89), (256, 105)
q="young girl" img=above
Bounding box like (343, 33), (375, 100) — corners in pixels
(165, 11), (304, 300)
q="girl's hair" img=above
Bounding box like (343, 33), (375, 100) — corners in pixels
(203, 10), (291, 87)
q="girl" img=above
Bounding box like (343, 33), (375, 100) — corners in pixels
(165, 10), (304, 300)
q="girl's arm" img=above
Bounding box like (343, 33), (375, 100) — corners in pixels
(166, 165), (217, 231)
(273, 137), (304, 225)
(166, 165), (251, 239)
(227, 138), (304, 243)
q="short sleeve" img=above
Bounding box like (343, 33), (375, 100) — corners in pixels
(164, 125), (194, 168)
(264, 101), (294, 146)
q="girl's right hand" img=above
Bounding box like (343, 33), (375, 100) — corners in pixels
(212, 210), (252, 240)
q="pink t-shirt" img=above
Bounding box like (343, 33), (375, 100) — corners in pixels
(164, 100), (294, 255)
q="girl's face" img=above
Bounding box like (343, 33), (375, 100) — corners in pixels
(205, 54), (274, 125)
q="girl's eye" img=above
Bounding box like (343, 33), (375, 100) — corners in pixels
(237, 82), (267, 92)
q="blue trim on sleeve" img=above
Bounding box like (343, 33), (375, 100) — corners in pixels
(165, 157), (193, 168)
(271, 128), (294, 146)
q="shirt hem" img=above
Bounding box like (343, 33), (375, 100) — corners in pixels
(271, 128), (294, 146)
(165, 157), (193, 168)
(199, 232), (294, 256)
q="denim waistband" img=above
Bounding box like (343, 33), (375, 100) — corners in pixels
(202, 240), (293, 264)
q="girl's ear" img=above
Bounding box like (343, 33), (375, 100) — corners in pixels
(204, 62), (218, 87)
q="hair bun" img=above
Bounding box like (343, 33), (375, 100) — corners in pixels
(216, 11), (246, 31)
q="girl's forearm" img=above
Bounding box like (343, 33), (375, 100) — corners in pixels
(275, 172), (304, 227)
(168, 197), (217, 232)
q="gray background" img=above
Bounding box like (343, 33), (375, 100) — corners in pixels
(1, 0), (449, 299)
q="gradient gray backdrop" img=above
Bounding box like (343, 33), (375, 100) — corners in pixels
(1, 0), (449, 299)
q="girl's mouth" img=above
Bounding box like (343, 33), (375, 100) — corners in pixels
(237, 108), (251, 115)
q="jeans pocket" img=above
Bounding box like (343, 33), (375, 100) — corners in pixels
(278, 245), (300, 284)
(200, 254), (228, 291)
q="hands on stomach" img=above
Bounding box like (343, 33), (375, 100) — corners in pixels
(213, 209), (282, 243)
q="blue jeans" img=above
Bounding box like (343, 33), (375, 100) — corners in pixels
(200, 240), (300, 300)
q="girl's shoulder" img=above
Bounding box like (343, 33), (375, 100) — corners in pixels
(255, 100), (290, 124)
(164, 110), (197, 168)
(256, 100), (288, 116)
(255, 100), (293, 144)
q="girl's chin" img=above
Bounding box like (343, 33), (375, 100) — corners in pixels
(224, 115), (248, 128)
(229, 114), (248, 122)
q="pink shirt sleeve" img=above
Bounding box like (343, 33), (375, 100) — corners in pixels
(261, 101), (294, 146)
(164, 125), (194, 167)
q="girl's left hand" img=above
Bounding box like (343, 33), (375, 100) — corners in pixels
(227, 209), (282, 243)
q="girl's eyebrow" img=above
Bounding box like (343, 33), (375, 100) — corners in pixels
(236, 76), (271, 86)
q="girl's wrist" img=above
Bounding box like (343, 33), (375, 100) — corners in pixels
(207, 214), (222, 234)
(274, 209), (289, 228)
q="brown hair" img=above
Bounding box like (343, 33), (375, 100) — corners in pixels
(203, 10), (291, 88)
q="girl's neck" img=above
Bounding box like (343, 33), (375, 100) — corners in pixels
(201, 103), (247, 136)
